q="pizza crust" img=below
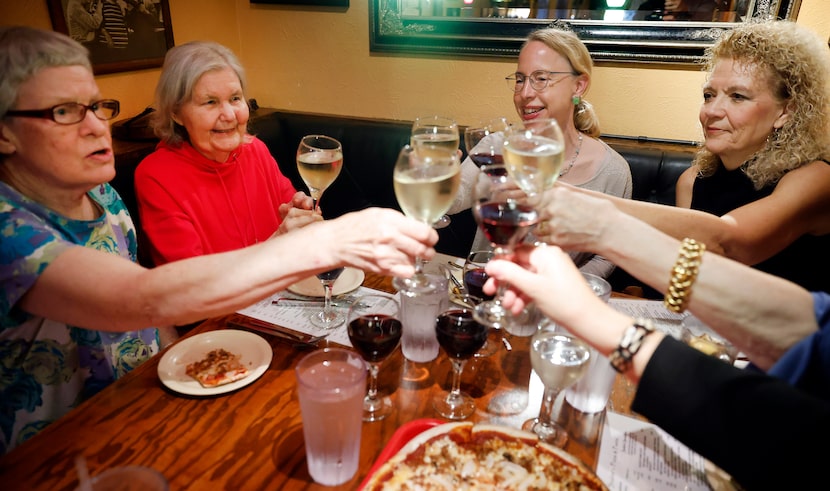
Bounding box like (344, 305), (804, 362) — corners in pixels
(362, 422), (607, 491)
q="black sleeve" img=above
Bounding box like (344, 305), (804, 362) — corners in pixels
(632, 336), (830, 489)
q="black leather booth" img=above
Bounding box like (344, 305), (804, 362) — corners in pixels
(111, 107), (695, 294)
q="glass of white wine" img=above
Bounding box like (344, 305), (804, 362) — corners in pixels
(392, 144), (461, 295)
(296, 135), (345, 328)
(502, 118), (565, 198)
(523, 330), (591, 447)
(411, 115), (460, 230)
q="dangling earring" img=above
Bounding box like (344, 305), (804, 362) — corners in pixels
(572, 95), (581, 106)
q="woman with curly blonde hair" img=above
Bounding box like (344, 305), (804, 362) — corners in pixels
(535, 20), (830, 294)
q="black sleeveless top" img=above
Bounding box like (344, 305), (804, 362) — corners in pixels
(691, 162), (830, 294)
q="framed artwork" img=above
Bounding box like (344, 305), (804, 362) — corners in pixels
(250, 0), (348, 6)
(47, 0), (175, 75)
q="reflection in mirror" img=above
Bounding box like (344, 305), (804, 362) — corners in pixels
(417, 0), (750, 23)
(371, 0), (802, 64)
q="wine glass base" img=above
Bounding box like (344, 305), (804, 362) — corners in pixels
(487, 389), (529, 415)
(309, 310), (345, 329)
(363, 397), (393, 422)
(393, 275), (439, 296)
(432, 214), (451, 229)
(433, 391), (476, 420)
(473, 301), (528, 330)
(522, 418), (569, 447)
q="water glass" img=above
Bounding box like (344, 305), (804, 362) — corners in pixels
(295, 348), (367, 486)
(400, 273), (448, 363)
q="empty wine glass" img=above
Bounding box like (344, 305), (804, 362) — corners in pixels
(411, 115), (460, 230)
(346, 294), (402, 422)
(433, 299), (487, 420)
(392, 144), (461, 295)
(471, 163), (539, 329)
(502, 118), (565, 198)
(297, 134), (345, 328)
(464, 117), (510, 168)
(523, 330), (591, 447)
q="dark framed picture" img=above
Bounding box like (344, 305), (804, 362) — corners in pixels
(250, 0), (348, 6)
(47, 0), (175, 75)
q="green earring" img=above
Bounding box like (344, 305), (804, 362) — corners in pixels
(572, 95), (581, 105)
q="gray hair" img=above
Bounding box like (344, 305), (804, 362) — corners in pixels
(152, 41), (248, 144)
(0, 26), (92, 119)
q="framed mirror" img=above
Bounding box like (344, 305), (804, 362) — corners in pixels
(370, 0), (801, 64)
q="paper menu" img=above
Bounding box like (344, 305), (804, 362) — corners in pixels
(597, 412), (735, 491)
(236, 286), (399, 347)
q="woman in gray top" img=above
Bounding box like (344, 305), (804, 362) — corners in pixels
(451, 26), (632, 279)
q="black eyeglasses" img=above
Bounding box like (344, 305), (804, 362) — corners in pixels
(5, 99), (120, 125)
(505, 71), (577, 93)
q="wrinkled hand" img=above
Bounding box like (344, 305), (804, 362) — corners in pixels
(329, 208), (438, 278)
(275, 192), (322, 236)
(483, 244), (602, 327)
(533, 185), (617, 253)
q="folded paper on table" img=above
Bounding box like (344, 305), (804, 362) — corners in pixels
(598, 411), (737, 491)
(237, 286), (398, 347)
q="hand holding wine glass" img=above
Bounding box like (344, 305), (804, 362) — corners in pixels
(433, 299), (488, 420)
(471, 163), (539, 329)
(347, 294), (402, 422)
(411, 115), (460, 229)
(523, 330), (591, 447)
(297, 134), (345, 328)
(392, 144), (461, 295)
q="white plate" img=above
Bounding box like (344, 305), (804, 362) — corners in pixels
(287, 267), (365, 298)
(157, 330), (272, 396)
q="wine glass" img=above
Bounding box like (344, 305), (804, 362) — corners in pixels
(392, 144), (461, 295)
(411, 115), (460, 230)
(296, 134), (343, 213)
(346, 293), (402, 422)
(297, 134), (346, 328)
(502, 118), (565, 199)
(462, 250), (501, 357)
(523, 330), (591, 447)
(470, 163), (539, 329)
(433, 300), (488, 420)
(464, 117), (510, 168)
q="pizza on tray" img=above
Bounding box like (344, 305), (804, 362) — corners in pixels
(185, 348), (250, 388)
(362, 421), (608, 491)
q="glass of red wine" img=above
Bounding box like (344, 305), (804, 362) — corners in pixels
(464, 117), (510, 168)
(309, 267), (346, 329)
(433, 300), (487, 420)
(346, 294), (402, 422)
(471, 163), (539, 329)
(463, 250), (502, 357)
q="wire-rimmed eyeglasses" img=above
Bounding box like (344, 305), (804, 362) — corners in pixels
(5, 99), (120, 125)
(505, 71), (577, 93)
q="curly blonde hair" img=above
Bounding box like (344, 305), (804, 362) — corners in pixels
(693, 20), (830, 189)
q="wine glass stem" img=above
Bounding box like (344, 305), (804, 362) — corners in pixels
(449, 359), (466, 398)
(538, 386), (561, 427)
(414, 257), (426, 275)
(322, 281), (334, 315)
(366, 362), (381, 403)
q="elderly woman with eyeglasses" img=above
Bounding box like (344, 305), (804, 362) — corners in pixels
(0, 26), (437, 454)
(449, 26), (632, 280)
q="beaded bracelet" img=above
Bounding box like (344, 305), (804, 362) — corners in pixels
(609, 318), (655, 373)
(664, 238), (705, 314)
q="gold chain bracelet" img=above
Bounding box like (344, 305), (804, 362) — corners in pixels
(664, 238), (705, 313)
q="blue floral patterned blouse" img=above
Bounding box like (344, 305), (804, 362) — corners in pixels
(0, 182), (159, 454)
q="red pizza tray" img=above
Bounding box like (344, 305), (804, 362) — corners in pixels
(358, 418), (445, 490)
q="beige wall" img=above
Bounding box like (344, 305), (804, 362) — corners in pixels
(3, 0), (829, 142)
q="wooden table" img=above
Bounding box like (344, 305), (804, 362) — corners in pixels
(0, 273), (635, 490)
